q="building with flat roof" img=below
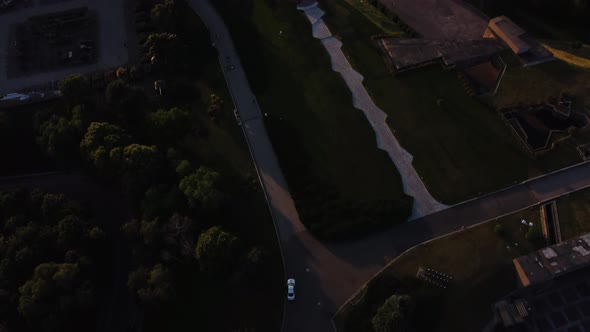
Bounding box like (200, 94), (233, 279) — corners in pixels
(375, 37), (504, 73)
(485, 16), (530, 54)
(484, 16), (554, 66)
(514, 233), (590, 288)
(489, 233), (590, 331)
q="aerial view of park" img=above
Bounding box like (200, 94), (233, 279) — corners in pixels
(0, 0), (589, 331)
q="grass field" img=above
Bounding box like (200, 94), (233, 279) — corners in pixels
(557, 187), (590, 241)
(493, 51), (590, 109)
(214, 0), (412, 238)
(320, 0), (589, 204)
(336, 206), (543, 332)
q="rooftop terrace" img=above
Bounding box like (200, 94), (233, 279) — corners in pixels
(514, 233), (590, 287)
(375, 38), (504, 73)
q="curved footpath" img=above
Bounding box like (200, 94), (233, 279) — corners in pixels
(188, 1), (590, 331)
(298, 3), (448, 219)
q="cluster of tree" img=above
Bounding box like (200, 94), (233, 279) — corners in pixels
(36, 74), (151, 169)
(371, 295), (415, 332)
(0, 188), (105, 332)
(35, 75), (93, 164)
(79, 122), (161, 192)
(25, 0), (270, 328)
(120, 149), (268, 295)
(136, 0), (214, 76)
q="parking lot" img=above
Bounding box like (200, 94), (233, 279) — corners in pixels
(0, 0), (128, 95)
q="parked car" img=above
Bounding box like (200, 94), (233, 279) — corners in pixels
(287, 278), (295, 301)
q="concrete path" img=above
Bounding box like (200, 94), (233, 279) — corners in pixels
(299, 3), (448, 219)
(0, 0), (128, 95)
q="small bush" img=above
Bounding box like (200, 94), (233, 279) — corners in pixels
(493, 224), (504, 236)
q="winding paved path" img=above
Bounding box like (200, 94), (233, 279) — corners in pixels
(299, 3), (447, 219)
(188, 1), (590, 332)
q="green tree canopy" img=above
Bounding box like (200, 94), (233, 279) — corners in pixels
(371, 294), (415, 332)
(56, 215), (83, 248)
(18, 262), (91, 329)
(58, 74), (92, 106)
(105, 80), (145, 121)
(110, 144), (162, 192)
(80, 122), (132, 172)
(127, 263), (173, 305)
(80, 122), (131, 155)
(144, 32), (185, 71)
(235, 246), (271, 282)
(147, 107), (192, 143)
(140, 185), (183, 220)
(37, 114), (81, 161)
(195, 226), (239, 274)
(179, 167), (224, 209)
(175, 160), (193, 178)
(69, 104), (91, 132)
(0, 189), (100, 332)
(207, 94), (224, 118)
(151, 0), (181, 32)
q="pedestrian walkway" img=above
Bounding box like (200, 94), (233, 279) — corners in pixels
(298, 3), (448, 219)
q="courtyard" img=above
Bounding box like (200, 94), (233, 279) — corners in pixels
(0, 0), (128, 95)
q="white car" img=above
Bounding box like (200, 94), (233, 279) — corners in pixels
(287, 278), (295, 301)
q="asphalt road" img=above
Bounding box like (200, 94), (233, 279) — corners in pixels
(189, 1), (590, 332)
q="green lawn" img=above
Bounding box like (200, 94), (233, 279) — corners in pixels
(214, 0), (412, 238)
(493, 52), (590, 108)
(320, 0), (588, 204)
(557, 187), (590, 240)
(336, 206), (543, 332)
